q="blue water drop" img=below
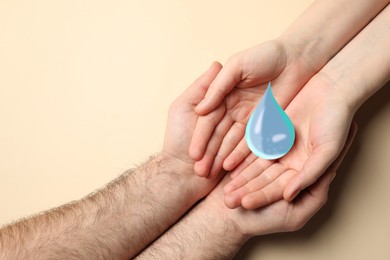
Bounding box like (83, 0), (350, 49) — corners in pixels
(245, 82), (295, 160)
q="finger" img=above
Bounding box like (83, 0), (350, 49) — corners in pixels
(224, 189), (244, 209)
(283, 144), (338, 202)
(223, 136), (251, 171)
(194, 115), (233, 177)
(239, 163), (286, 193)
(209, 122), (246, 177)
(242, 170), (296, 209)
(224, 157), (272, 194)
(224, 163), (284, 208)
(207, 118), (238, 179)
(189, 104), (225, 161)
(284, 122), (358, 201)
(229, 153), (257, 179)
(285, 122), (358, 230)
(284, 169), (334, 232)
(183, 61), (223, 106)
(195, 57), (242, 115)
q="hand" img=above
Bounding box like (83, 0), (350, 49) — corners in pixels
(223, 75), (357, 209)
(203, 158), (339, 237)
(136, 138), (352, 260)
(188, 39), (314, 178)
(162, 62), (224, 200)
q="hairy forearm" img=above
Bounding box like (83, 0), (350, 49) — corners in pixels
(280, 0), (389, 73)
(319, 4), (390, 111)
(0, 154), (201, 259)
(0, 170), (137, 259)
(136, 198), (247, 260)
(0, 180), (134, 259)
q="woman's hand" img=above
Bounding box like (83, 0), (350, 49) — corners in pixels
(223, 75), (357, 209)
(189, 40), (312, 178)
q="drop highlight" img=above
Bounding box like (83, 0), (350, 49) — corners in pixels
(245, 82), (295, 160)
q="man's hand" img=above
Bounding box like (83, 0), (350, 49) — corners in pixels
(0, 62), (225, 259)
(208, 168), (335, 237)
(162, 61), (224, 202)
(137, 156), (338, 260)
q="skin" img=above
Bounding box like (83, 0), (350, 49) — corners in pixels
(136, 175), (333, 260)
(0, 63), (223, 259)
(0, 59), (357, 259)
(224, 76), (354, 208)
(0, 2), (388, 258)
(224, 4), (390, 209)
(136, 124), (356, 259)
(189, 0), (389, 200)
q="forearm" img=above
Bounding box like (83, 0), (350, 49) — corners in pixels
(319, 4), (390, 111)
(137, 169), (332, 259)
(280, 0), (389, 74)
(136, 198), (248, 260)
(0, 154), (201, 259)
(0, 186), (133, 259)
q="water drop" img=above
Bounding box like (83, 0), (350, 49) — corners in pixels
(245, 82), (295, 160)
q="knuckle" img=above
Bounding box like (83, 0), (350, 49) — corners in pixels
(261, 171), (273, 183)
(226, 132), (239, 144)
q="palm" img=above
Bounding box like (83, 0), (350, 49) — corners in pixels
(189, 40), (311, 178)
(206, 171), (333, 236)
(162, 63), (225, 198)
(231, 194), (318, 235)
(224, 77), (353, 209)
(163, 96), (200, 167)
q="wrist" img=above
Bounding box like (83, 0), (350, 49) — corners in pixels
(197, 196), (249, 246)
(159, 151), (194, 176)
(277, 33), (325, 78)
(202, 186), (252, 241)
(316, 62), (385, 114)
(137, 190), (248, 260)
(278, 0), (389, 78)
(318, 72), (361, 113)
(145, 153), (216, 206)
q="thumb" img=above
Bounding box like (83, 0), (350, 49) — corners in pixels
(195, 56), (243, 115)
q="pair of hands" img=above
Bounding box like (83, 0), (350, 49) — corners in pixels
(190, 40), (357, 209)
(162, 52), (356, 237)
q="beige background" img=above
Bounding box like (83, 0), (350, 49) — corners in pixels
(0, 0), (389, 259)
